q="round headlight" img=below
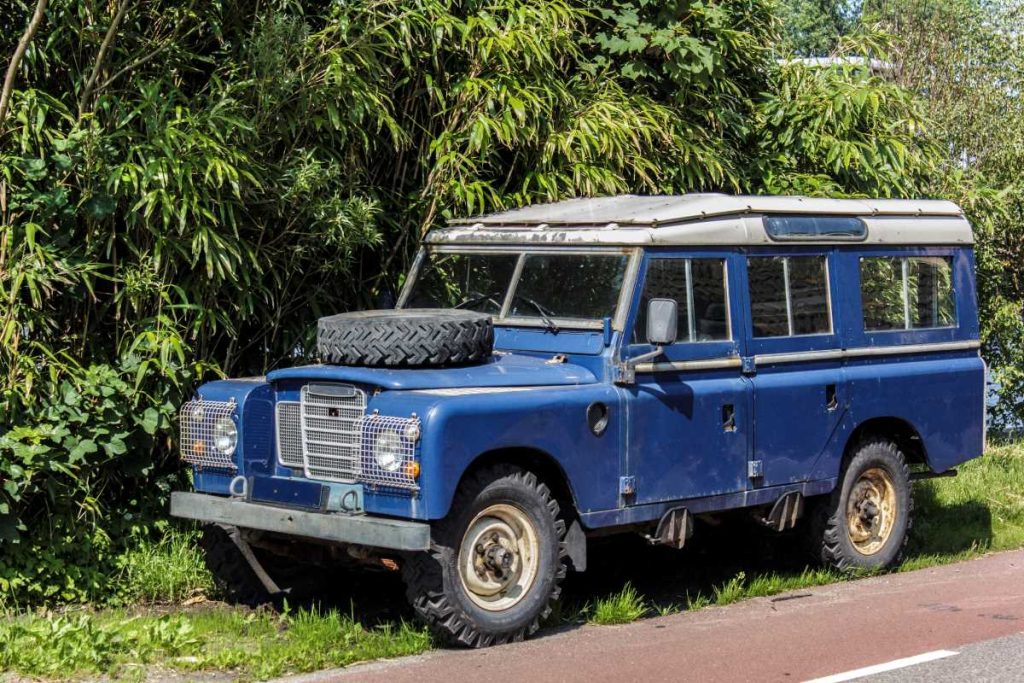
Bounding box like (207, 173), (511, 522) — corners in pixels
(403, 421), (421, 442)
(189, 403), (205, 423)
(213, 416), (238, 455)
(374, 430), (404, 472)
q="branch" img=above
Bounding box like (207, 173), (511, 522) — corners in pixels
(78, 0), (130, 117)
(94, 42), (170, 95)
(0, 0), (49, 131)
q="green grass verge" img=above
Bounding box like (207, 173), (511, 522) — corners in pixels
(3, 441), (1023, 679)
(586, 582), (647, 625)
(112, 528), (214, 606)
(0, 604), (429, 680)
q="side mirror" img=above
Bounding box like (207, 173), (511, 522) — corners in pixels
(646, 298), (679, 346)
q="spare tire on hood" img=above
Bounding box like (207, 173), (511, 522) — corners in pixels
(317, 309), (494, 367)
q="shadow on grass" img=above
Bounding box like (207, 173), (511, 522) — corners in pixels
(269, 485), (995, 633)
(906, 481), (994, 557)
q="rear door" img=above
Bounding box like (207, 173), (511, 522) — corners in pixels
(740, 248), (848, 488)
(624, 250), (752, 504)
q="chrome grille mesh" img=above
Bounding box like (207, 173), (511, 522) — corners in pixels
(179, 400), (237, 471)
(300, 384), (367, 482)
(275, 401), (303, 469)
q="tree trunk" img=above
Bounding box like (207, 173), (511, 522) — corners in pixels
(0, 0), (49, 131)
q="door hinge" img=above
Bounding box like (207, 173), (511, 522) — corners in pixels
(619, 476), (637, 496)
(748, 460), (764, 479)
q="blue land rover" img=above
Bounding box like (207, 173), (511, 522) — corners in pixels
(171, 194), (986, 646)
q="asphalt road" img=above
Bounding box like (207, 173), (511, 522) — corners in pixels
(285, 549), (1024, 683)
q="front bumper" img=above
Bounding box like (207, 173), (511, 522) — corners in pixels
(170, 491), (431, 551)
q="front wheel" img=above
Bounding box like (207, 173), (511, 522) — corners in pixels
(402, 465), (568, 647)
(809, 438), (913, 571)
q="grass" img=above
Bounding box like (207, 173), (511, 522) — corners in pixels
(0, 604), (430, 680)
(112, 528), (213, 605)
(3, 441), (1024, 680)
(587, 582), (647, 625)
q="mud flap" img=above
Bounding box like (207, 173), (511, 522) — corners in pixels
(762, 491), (804, 532)
(649, 507), (693, 549)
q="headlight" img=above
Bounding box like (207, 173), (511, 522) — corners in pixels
(213, 416), (238, 455)
(403, 421), (421, 442)
(373, 430), (405, 472)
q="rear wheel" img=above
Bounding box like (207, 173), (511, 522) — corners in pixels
(809, 438), (913, 571)
(402, 465), (568, 647)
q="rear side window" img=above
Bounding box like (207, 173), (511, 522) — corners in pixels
(764, 215), (866, 240)
(633, 258), (729, 344)
(860, 256), (956, 331)
(748, 256), (831, 337)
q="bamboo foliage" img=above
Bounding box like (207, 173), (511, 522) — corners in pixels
(0, 0), (947, 603)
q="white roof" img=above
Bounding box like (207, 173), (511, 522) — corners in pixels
(429, 194), (973, 246)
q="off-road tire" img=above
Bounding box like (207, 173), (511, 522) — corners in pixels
(199, 524), (273, 606)
(809, 438), (913, 572)
(317, 309), (493, 367)
(402, 465), (569, 647)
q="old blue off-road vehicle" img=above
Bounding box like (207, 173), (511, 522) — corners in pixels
(171, 194), (986, 647)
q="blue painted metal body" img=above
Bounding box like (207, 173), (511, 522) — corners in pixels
(187, 243), (986, 536)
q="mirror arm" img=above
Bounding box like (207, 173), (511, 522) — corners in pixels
(615, 346), (664, 385)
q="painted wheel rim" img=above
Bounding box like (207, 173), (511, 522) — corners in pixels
(846, 467), (898, 556)
(458, 503), (541, 612)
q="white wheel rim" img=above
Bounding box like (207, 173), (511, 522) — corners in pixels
(458, 503), (541, 612)
(846, 467), (898, 556)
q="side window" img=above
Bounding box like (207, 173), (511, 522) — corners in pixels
(764, 215), (866, 240)
(633, 258), (729, 344)
(860, 256), (956, 331)
(748, 256), (831, 338)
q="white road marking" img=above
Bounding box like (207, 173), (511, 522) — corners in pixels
(803, 650), (959, 683)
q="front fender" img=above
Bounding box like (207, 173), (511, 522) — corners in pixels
(379, 385), (624, 520)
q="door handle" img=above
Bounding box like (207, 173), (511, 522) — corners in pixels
(826, 384), (838, 411)
(722, 404), (737, 432)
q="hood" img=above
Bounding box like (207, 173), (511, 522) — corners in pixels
(265, 353), (598, 390)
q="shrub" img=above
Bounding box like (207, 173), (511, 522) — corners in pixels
(0, 360), (185, 605)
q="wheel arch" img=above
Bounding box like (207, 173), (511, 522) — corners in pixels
(456, 446), (581, 519)
(844, 417), (929, 470)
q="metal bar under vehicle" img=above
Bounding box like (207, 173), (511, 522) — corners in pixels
(170, 492), (431, 551)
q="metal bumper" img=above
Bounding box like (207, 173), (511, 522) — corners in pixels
(170, 491), (431, 551)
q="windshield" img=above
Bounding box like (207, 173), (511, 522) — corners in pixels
(403, 250), (629, 324)
(404, 253), (519, 314)
(509, 254), (628, 320)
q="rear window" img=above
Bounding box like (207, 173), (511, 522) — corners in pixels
(765, 216), (866, 241)
(860, 256), (956, 331)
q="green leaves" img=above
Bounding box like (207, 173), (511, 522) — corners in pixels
(752, 44), (938, 198)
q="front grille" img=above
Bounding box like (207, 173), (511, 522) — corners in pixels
(179, 399), (237, 471)
(275, 401), (303, 469)
(300, 383), (367, 482)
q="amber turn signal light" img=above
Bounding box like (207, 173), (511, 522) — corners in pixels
(405, 461), (421, 479)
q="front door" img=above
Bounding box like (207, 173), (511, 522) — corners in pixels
(741, 249), (847, 488)
(624, 251), (751, 505)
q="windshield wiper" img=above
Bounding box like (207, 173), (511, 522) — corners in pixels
(514, 295), (560, 334)
(454, 291), (502, 311)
